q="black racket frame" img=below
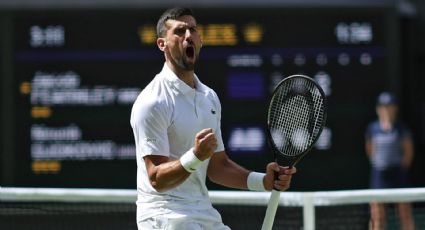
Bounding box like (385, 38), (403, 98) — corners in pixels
(265, 74), (327, 167)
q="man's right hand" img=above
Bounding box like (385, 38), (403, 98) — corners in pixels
(193, 128), (217, 161)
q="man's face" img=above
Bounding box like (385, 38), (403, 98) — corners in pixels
(377, 104), (398, 122)
(160, 15), (202, 71)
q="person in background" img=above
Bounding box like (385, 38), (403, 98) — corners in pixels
(365, 91), (415, 230)
(130, 7), (296, 229)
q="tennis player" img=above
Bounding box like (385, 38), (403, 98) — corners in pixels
(130, 7), (296, 230)
(365, 92), (415, 230)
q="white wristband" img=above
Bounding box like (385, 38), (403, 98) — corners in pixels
(247, 171), (266, 191)
(180, 148), (203, 173)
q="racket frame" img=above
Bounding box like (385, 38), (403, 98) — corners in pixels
(266, 74), (327, 167)
(261, 74), (327, 230)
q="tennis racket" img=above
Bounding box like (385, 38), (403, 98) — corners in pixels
(261, 74), (327, 230)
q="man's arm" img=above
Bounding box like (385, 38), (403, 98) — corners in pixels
(207, 151), (296, 191)
(402, 136), (414, 169)
(144, 155), (190, 193)
(144, 128), (217, 192)
(207, 151), (250, 189)
(365, 138), (373, 159)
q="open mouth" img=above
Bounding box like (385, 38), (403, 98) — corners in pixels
(186, 46), (195, 58)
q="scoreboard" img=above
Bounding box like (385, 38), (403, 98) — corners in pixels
(3, 7), (398, 190)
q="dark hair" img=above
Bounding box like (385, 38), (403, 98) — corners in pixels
(156, 7), (194, 38)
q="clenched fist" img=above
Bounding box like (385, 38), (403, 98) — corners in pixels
(193, 128), (217, 161)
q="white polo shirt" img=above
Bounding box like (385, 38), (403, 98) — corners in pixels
(130, 63), (225, 221)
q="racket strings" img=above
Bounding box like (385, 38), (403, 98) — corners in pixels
(272, 85), (311, 155)
(269, 78), (325, 157)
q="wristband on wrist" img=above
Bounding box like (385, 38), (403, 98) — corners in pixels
(180, 148), (203, 173)
(247, 171), (266, 191)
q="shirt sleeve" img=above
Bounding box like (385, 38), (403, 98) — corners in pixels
(130, 95), (170, 158)
(400, 122), (412, 139)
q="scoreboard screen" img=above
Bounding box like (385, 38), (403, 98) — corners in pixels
(5, 7), (398, 190)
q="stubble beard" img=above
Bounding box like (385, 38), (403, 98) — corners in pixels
(174, 54), (196, 71)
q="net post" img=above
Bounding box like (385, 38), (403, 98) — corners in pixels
(303, 192), (315, 230)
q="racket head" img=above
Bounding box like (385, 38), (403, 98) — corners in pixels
(266, 74), (327, 166)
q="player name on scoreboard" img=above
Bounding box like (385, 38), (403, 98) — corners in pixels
(25, 71), (140, 106)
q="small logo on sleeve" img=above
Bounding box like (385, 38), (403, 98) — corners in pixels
(144, 138), (157, 143)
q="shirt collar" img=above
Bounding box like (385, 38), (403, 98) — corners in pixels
(161, 63), (205, 95)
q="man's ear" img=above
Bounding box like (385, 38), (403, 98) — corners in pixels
(157, 38), (167, 51)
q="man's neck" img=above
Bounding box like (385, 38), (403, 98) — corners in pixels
(379, 119), (394, 131)
(166, 62), (195, 88)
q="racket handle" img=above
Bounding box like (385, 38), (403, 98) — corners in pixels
(272, 170), (280, 190)
(261, 189), (281, 230)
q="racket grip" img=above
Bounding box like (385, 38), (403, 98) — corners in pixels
(261, 189), (281, 230)
(273, 170), (280, 190)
